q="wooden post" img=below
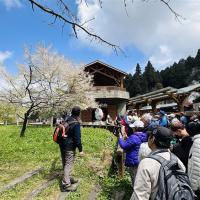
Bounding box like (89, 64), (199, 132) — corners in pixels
(178, 103), (184, 112)
(151, 102), (157, 113)
(50, 116), (54, 127)
(120, 77), (124, 89)
(135, 104), (140, 116)
(116, 144), (124, 178)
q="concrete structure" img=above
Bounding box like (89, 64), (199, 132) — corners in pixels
(81, 60), (130, 122)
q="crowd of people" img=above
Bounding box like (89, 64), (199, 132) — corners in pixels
(116, 109), (200, 199)
(54, 106), (200, 199)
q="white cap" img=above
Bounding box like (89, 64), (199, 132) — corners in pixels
(168, 113), (175, 118)
(129, 120), (144, 128)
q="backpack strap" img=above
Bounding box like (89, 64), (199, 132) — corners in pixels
(148, 149), (173, 166)
(148, 154), (167, 165)
(58, 124), (66, 137)
(68, 120), (78, 125)
(148, 152), (179, 170)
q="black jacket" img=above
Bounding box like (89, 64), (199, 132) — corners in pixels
(59, 116), (82, 152)
(172, 136), (193, 170)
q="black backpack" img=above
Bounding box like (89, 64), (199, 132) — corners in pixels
(148, 150), (195, 200)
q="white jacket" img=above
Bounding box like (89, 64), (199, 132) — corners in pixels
(188, 134), (200, 191)
(138, 142), (151, 161)
(131, 150), (185, 200)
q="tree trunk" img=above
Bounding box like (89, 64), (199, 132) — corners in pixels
(20, 113), (28, 137)
(51, 116), (54, 127)
(16, 116), (19, 126)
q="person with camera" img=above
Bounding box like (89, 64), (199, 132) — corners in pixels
(118, 120), (147, 187)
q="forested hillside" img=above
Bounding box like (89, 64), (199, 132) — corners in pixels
(125, 49), (200, 97)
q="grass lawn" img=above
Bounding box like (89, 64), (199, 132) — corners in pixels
(0, 125), (132, 200)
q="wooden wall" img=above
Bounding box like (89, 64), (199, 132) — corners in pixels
(107, 105), (117, 120)
(81, 110), (92, 122)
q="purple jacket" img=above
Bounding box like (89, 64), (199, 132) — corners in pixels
(119, 132), (147, 166)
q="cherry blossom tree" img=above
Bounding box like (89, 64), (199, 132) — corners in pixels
(0, 45), (96, 136)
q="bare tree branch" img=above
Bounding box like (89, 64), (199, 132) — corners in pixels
(26, 0), (183, 55)
(28, 0), (123, 54)
(159, 0), (184, 21)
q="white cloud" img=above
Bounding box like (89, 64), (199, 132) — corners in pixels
(0, 0), (22, 10)
(149, 45), (174, 69)
(77, 0), (200, 69)
(0, 51), (12, 63)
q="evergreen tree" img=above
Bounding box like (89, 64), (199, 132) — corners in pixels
(125, 49), (200, 96)
(195, 49), (200, 65)
(132, 63), (143, 96)
(124, 73), (134, 97)
(143, 61), (162, 92)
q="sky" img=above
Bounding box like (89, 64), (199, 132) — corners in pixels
(1, 0), (200, 75)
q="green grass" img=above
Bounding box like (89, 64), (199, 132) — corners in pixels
(0, 125), (132, 199)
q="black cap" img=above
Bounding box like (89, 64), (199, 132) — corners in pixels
(152, 126), (173, 148)
(71, 106), (81, 116)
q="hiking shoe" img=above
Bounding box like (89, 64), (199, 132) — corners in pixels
(70, 177), (79, 184)
(62, 183), (77, 192)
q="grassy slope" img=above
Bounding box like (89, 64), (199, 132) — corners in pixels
(0, 126), (132, 200)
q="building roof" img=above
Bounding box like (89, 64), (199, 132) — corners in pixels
(129, 87), (177, 104)
(129, 84), (200, 106)
(139, 103), (177, 111)
(84, 60), (127, 76)
(177, 83), (200, 94)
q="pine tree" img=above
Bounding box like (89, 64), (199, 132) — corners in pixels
(132, 63), (143, 96)
(143, 61), (162, 92)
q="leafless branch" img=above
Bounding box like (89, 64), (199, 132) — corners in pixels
(17, 113), (25, 120)
(159, 0), (184, 21)
(24, 64), (34, 103)
(58, 0), (77, 22)
(123, 0), (129, 17)
(28, 0), (123, 54)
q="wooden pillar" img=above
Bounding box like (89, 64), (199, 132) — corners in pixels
(116, 144), (124, 178)
(151, 102), (157, 113)
(120, 77), (124, 88)
(178, 103), (184, 112)
(135, 104), (140, 115)
(177, 99), (185, 112)
(177, 95), (187, 112)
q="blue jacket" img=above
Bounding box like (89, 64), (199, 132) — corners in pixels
(180, 116), (187, 125)
(118, 132), (147, 166)
(159, 116), (168, 127)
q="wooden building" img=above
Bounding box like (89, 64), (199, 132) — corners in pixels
(81, 60), (130, 122)
(128, 84), (200, 114)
